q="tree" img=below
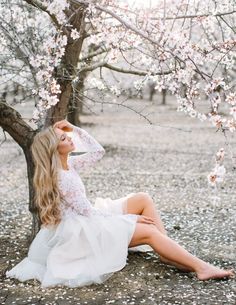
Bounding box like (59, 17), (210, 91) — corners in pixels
(0, 0), (235, 241)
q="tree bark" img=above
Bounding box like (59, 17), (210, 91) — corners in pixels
(44, 4), (86, 127)
(0, 101), (39, 244)
(67, 69), (88, 125)
(67, 44), (101, 124)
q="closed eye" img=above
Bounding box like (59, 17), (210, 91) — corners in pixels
(60, 133), (67, 141)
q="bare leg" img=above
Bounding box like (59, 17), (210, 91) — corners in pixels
(126, 193), (192, 271)
(125, 192), (167, 234)
(129, 223), (234, 280)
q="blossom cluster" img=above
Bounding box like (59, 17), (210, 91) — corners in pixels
(79, 0), (236, 133)
(1, 0), (235, 130)
(30, 34), (68, 121)
(0, 1), (70, 122)
(207, 148), (226, 186)
(44, 0), (69, 25)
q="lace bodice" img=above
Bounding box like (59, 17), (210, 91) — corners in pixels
(58, 125), (112, 218)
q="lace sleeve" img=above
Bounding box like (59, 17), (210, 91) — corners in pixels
(69, 125), (105, 171)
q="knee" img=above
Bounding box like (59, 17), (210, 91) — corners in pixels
(136, 192), (153, 204)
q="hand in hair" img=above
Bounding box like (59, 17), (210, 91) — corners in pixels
(53, 119), (74, 132)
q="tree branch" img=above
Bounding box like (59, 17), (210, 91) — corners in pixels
(219, 15), (236, 34)
(79, 48), (110, 62)
(151, 10), (236, 20)
(78, 61), (173, 75)
(72, 0), (161, 47)
(22, 0), (47, 12)
(22, 0), (61, 29)
(103, 63), (173, 76)
(0, 100), (35, 149)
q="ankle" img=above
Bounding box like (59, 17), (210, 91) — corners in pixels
(194, 261), (209, 273)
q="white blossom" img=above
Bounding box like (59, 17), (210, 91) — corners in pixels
(215, 148), (225, 164)
(45, 0), (69, 25)
(230, 107), (236, 120)
(209, 114), (226, 129)
(87, 77), (106, 90)
(208, 165), (226, 186)
(71, 29), (80, 40)
(226, 93), (236, 106)
(226, 119), (236, 132)
(50, 78), (61, 94)
(110, 85), (121, 96)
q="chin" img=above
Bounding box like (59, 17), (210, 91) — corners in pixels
(68, 143), (74, 151)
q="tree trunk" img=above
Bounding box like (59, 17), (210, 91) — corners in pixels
(149, 84), (155, 101)
(67, 41), (102, 126)
(23, 147), (41, 243)
(67, 98), (82, 126)
(0, 101), (39, 244)
(0, 4), (88, 242)
(44, 5), (86, 127)
(67, 70), (87, 126)
(162, 89), (167, 105)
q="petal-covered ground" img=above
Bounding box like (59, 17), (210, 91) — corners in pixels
(0, 98), (235, 305)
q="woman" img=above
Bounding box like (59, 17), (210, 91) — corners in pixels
(6, 119), (234, 288)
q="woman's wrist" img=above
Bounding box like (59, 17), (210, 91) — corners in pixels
(53, 119), (74, 132)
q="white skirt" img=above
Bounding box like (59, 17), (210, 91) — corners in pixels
(5, 193), (153, 288)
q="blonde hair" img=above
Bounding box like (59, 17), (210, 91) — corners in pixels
(31, 126), (62, 226)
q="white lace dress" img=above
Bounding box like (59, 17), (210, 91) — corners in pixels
(5, 125), (152, 288)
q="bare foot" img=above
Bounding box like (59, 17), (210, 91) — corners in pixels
(197, 263), (235, 281)
(160, 256), (193, 273)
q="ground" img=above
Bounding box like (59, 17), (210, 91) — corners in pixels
(0, 97), (235, 305)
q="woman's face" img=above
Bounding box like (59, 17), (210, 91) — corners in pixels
(54, 127), (75, 155)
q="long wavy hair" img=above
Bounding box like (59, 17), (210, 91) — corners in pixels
(31, 126), (62, 226)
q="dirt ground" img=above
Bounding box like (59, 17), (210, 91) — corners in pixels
(0, 97), (235, 305)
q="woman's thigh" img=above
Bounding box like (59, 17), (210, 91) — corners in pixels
(129, 222), (157, 248)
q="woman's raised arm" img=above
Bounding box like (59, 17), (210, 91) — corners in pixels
(69, 125), (105, 171)
(53, 119), (105, 171)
